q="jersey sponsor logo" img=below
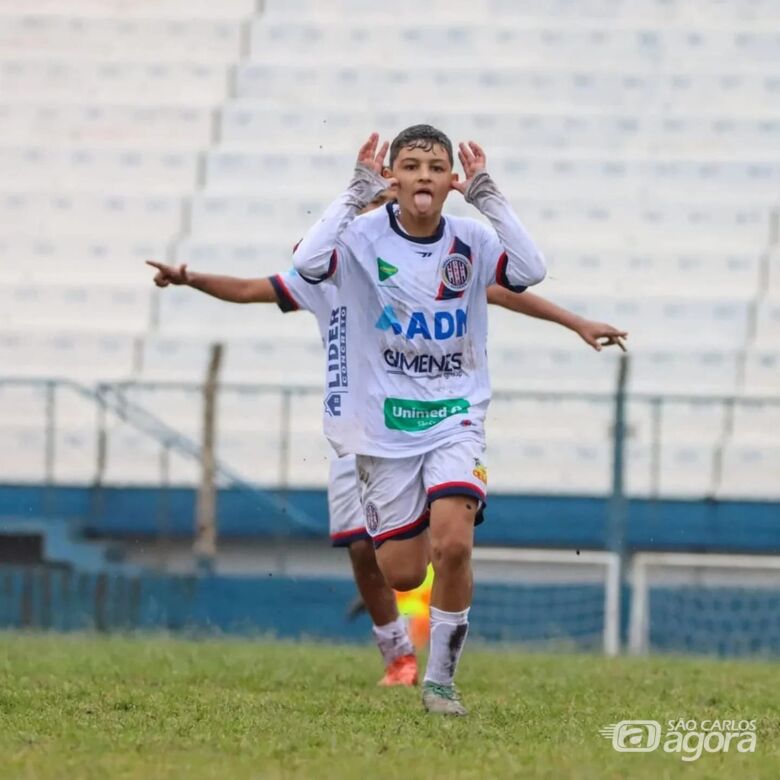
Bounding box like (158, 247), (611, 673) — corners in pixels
(374, 306), (467, 340)
(365, 501), (380, 533)
(383, 397), (470, 432)
(325, 306), (348, 416)
(383, 349), (463, 378)
(376, 257), (399, 282)
(472, 458), (488, 485)
(440, 253), (472, 292)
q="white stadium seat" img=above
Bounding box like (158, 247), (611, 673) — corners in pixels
(221, 337), (324, 386)
(0, 17), (244, 61)
(0, 103), (214, 148)
(753, 297), (780, 348)
(0, 330), (137, 381)
(0, 146), (199, 193)
(0, 1), (256, 19)
(0, 0), (777, 498)
(139, 336), (212, 381)
(718, 444), (780, 500)
(216, 428), (287, 487)
(2, 282), (153, 332)
(629, 348), (742, 396)
(0, 383), (48, 424)
(0, 59), (230, 104)
(743, 349), (780, 396)
(155, 284), (320, 340)
(0, 191), (183, 237)
(731, 399), (780, 444)
(173, 239), (293, 278)
(0, 235), (169, 283)
(487, 436), (612, 494)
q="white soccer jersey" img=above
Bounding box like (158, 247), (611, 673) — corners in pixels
(293, 169), (546, 458)
(271, 268), (367, 545)
(269, 267), (334, 340)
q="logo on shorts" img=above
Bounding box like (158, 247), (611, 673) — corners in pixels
(365, 501), (380, 533)
(472, 458), (488, 485)
(440, 253), (472, 292)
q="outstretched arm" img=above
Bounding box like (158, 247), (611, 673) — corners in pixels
(146, 260), (277, 304)
(452, 141), (546, 289)
(292, 133), (396, 283)
(487, 286), (628, 352)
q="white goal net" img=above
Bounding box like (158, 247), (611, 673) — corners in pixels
(629, 552), (780, 657)
(469, 547), (620, 655)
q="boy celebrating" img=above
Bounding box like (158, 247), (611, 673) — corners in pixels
(293, 125), (547, 714)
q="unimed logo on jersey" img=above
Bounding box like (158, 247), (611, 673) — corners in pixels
(325, 306), (348, 416)
(384, 397), (470, 432)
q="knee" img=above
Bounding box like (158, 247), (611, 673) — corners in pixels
(383, 567), (427, 592)
(431, 536), (472, 571)
(349, 539), (376, 569)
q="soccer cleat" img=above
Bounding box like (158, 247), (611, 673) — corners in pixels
(377, 653), (419, 687)
(422, 681), (468, 716)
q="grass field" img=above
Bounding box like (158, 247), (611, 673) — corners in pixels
(1, 633), (778, 779)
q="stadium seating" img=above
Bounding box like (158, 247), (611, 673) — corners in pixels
(0, 0), (778, 502)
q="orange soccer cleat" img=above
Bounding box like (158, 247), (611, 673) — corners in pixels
(378, 653), (419, 687)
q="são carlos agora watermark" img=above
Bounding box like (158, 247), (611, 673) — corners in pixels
(600, 719), (757, 761)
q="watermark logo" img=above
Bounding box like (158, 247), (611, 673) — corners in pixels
(600, 721), (661, 752)
(600, 719), (757, 761)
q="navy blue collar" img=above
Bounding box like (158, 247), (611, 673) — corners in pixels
(386, 202), (445, 244)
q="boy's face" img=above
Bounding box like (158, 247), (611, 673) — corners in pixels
(386, 142), (454, 219)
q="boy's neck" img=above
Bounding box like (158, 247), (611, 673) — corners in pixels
(396, 206), (442, 238)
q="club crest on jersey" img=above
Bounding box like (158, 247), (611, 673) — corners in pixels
(436, 237), (473, 300)
(441, 254), (471, 291)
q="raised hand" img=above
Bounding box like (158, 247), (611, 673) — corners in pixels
(451, 141), (487, 195)
(356, 132), (389, 176)
(576, 320), (628, 352)
(146, 260), (189, 287)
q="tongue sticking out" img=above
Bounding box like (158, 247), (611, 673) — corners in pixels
(414, 191), (433, 211)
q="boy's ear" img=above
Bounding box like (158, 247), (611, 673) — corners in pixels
(382, 166), (392, 179)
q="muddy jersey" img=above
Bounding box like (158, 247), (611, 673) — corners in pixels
(292, 170), (546, 457)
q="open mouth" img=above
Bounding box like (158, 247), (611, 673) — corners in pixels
(413, 188), (433, 210)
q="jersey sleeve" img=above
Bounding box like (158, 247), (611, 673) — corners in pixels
(292, 165), (388, 286)
(467, 172), (547, 291)
(269, 268), (327, 314)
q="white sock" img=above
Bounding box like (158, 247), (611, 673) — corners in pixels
(423, 606), (470, 686)
(372, 616), (415, 666)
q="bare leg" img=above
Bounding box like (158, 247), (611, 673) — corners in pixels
(429, 496), (477, 612)
(374, 530), (430, 592)
(347, 539), (398, 626)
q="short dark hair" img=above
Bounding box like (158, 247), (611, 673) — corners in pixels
(389, 124), (454, 167)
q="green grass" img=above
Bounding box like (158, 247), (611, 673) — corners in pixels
(0, 633), (778, 780)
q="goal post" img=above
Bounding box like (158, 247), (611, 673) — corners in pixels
(629, 552), (780, 657)
(470, 547), (621, 656)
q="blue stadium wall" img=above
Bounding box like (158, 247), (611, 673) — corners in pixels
(1, 484), (779, 552)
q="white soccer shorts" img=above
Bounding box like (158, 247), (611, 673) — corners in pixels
(327, 454), (370, 547)
(355, 437), (488, 547)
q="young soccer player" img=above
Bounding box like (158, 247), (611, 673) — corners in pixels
(147, 223), (626, 693)
(292, 125), (553, 714)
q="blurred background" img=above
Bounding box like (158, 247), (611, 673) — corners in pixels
(0, 0), (778, 656)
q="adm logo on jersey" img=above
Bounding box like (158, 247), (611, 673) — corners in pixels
(375, 306), (467, 340)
